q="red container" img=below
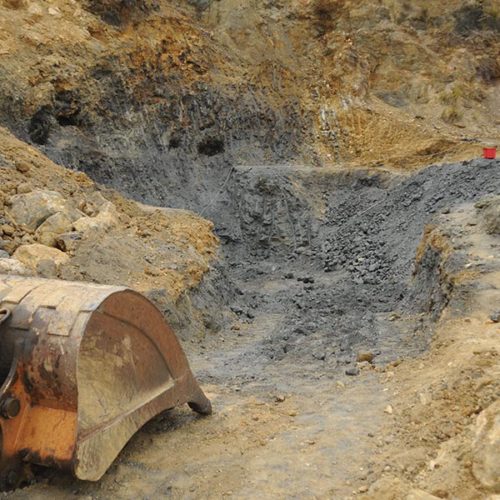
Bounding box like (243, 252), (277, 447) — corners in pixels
(483, 147), (497, 159)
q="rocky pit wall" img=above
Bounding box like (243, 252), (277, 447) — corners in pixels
(0, 0), (499, 195)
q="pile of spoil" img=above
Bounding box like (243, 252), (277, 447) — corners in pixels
(0, 126), (220, 339)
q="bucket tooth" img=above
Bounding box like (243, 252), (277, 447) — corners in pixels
(0, 275), (211, 488)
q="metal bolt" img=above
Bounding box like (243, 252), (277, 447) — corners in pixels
(0, 397), (20, 419)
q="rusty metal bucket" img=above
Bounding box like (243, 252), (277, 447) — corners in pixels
(0, 275), (211, 489)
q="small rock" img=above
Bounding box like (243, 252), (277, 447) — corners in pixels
(313, 351), (326, 361)
(80, 191), (109, 216)
(15, 161), (31, 173)
(21, 233), (34, 244)
(481, 197), (500, 235)
(1, 224), (15, 236)
(16, 182), (31, 194)
(357, 351), (374, 363)
(419, 392), (431, 405)
(358, 485), (369, 493)
(144, 266), (161, 277)
(299, 276), (315, 284)
(73, 201), (118, 234)
(489, 311), (500, 323)
(275, 395), (286, 403)
(346, 367), (360, 376)
(384, 405), (393, 415)
(48, 6), (62, 16)
(56, 232), (82, 253)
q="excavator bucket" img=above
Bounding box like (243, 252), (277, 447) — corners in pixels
(0, 275), (211, 489)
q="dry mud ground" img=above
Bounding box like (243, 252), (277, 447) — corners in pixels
(4, 159), (499, 500)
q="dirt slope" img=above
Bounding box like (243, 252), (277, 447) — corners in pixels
(0, 125), (219, 337)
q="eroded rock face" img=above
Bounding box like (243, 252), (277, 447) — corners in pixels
(83, 0), (159, 25)
(472, 400), (500, 492)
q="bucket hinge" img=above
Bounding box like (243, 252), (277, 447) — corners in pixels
(0, 309), (11, 328)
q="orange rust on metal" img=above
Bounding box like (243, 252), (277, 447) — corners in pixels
(0, 275), (211, 489)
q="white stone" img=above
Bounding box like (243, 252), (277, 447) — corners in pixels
(0, 258), (33, 276)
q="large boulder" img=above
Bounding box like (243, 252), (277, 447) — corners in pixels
(35, 212), (74, 247)
(7, 190), (77, 231)
(73, 201), (118, 234)
(13, 244), (69, 271)
(472, 401), (500, 492)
